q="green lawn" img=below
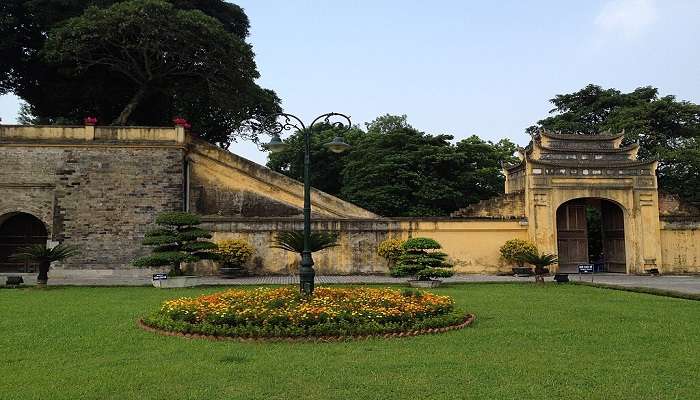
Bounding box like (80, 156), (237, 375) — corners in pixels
(1, 283), (698, 400)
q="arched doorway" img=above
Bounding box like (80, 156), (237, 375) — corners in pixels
(0, 213), (48, 273)
(556, 199), (626, 273)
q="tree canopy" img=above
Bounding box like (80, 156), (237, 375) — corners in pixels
(528, 84), (700, 205)
(267, 114), (517, 217)
(1, 0), (279, 147)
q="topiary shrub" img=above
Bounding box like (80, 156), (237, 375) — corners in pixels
(133, 211), (217, 276)
(390, 237), (454, 281)
(377, 238), (405, 265)
(215, 238), (255, 276)
(215, 239), (255, 267)
(499, 239), (537, 268)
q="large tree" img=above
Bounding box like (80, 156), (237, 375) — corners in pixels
(528, 84), (700, 205)
(267, 114), (517, 217)
(1, 0), (279, 147)
(266, 124), (366, 196)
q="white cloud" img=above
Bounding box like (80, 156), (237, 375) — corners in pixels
(595, 0), (658, 39)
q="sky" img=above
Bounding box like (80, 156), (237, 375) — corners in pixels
(1, 0), (698, 165)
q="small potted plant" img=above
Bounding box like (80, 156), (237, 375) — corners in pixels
(11, 244), (79, 286)
(500, 239), (537, 277)
(133, 211), (217, 288)
(523, 251), (558, 284)
(390, 237), (453, 288)
(215, 238), (255, 277)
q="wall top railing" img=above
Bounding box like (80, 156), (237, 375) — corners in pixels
(0, 124), (186, 143)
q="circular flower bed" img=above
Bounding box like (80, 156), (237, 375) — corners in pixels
(141, 287), (470, 339)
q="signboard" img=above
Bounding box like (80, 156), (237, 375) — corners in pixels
(577, 264), (594, 274)
(577, 263), (594, 282)
(152, 273), (168, 281)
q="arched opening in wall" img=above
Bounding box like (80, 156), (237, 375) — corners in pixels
(0, 213), (48, 273)
(556, 199), (626, 273)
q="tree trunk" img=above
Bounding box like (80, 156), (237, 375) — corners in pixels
(112, 86), (148, 125)
(37, 261), (50, 286)
(170, 261), (183, 277)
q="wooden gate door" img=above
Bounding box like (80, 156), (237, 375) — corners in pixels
(556, 200), (588, 273)
(0, 213), (48, 273)
(602, 201), (626, 273)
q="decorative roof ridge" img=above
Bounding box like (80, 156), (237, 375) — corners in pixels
(535, 142), (640, 153)
(528, 158), (656, 168)
(539, 129), (625, 141)
(503, 160), (525, 172)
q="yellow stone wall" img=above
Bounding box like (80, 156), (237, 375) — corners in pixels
(203, 218), (529, 275)
(659, 220), (700, 273)
(3, 125), (699, 275)
(187, 139), (378, 219)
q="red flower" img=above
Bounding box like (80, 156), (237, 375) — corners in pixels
(84, 116), (97, 126)
(173, 117), (191, 129)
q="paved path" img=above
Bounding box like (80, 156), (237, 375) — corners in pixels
(2, 273), (700, 295)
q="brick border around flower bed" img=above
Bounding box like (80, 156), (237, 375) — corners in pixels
(137, 313), (476, 342)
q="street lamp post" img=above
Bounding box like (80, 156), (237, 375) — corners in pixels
(257, 113), (351, 296)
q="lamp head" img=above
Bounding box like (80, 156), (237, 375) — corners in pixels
(265, 134), (288, 153)
(324, 136), (351, 154)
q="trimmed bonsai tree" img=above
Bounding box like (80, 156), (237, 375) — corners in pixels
(269, 231), (339, 255)
(500, 239), (537, 274)
(523, 251), (558, 284)
(215, 238), (256, 277)
(133, 212), (217, 276)
(390, 237), (453, 281)
(11, 243), (79, 286)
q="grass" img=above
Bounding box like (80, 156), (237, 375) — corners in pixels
(1, 283), (698, 400)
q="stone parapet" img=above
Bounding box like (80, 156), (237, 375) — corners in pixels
(0, 125), (184, 144)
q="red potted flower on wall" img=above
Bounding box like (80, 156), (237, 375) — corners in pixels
(173, 117), (191, 129)
(84, 116), (98, 126)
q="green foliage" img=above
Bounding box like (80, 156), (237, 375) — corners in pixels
(155, 212), (201, 227)
(266, 124), (366, 196)
(144, 310), (465, 339)
(267, 114), (518, 216)
(269, 231), (339, 255)
(133, 211), (214, 275)
(499, 239), (537, 267)
(528, 84), (700, 205)
(416, 268), (454, 280)
(523, 252), (559, 269)
(391, 237), (453, 280)
(2, 0), (279, 146)
(377, 238), (405, 262)
(11, 244), (79, 263)
(402, 237), (441, 250)
(132, 251), (194, 267)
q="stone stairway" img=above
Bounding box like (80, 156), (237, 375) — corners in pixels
(451, 192), (526, 218)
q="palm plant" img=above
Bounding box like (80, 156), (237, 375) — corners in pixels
(269, 231), (339, 254)
(11, 244), (79, 285)
(523, 251), (558, 284)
